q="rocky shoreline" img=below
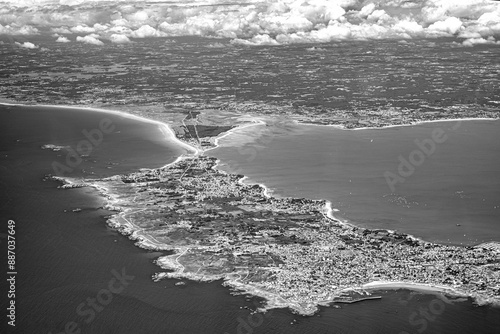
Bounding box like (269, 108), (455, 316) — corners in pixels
(38, 104), (499, 316)
(79, 151), (500, 315)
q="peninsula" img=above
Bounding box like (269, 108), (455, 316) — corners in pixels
(69, 111), (500, 316)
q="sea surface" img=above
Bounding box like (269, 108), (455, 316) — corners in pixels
(1, 105), (500, 333)
(0, 104), (189, 179)
(210, 119), (500, 246)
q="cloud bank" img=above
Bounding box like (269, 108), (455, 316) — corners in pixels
(0, 0), (499, 45)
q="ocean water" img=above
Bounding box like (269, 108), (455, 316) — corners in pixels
(210, 119), (500, 246)
(1, 106), (500, 334)
(0, 105), (189, 179)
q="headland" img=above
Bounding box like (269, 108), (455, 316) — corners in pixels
(7, 102), (499, 316)
(68, 105), (500, 315)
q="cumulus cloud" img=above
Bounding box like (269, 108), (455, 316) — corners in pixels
(0, 24), (39, 35)
(70, 25), (95, 34)
(15, 41), (38, 49)
(232, 33), (280, 46)
(130, 24), (163, 38)
(462, 36), (500, 47)
(206, 42), (227, 48)
(393, 20), (424, 37)
(108, 25), (133, 35)
(458, 7), (500, 39)
(76, 34), (104, 45)
(109, 33), (131, 43)
(0, 0), (499, 45)
(51, 27), (72, 34)
(428, 17), (463, 35)
(128, 10), (149, 22)
(358, 3), (376, 18)
(55, 36), (70, 42)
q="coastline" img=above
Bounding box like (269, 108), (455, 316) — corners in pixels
(0, 102), (199, 157)
(361, 281), (464, 295)
(299, 116), (499, 131)
(91, 159), (499, 316)
(7, 101), (500, 316)
(209, 117), (267, 150)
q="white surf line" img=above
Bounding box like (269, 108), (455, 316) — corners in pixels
(359, 281), (469, 301)
(4, 101), (203, 185)
(298, 117), (499, 131)
(322, 200), (345, 224)
(322, 199), (429, 245)
(205, 117), (278, 200)
(0, 102), (200, 157)
(203, 117), (267, 153)
(350, 117), (500, 131)
(236, 175), (275, 199)
(123, 209), (164, 246)
(181, 116), (270, 201)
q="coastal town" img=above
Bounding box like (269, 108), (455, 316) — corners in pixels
(88, 147), (500, 315)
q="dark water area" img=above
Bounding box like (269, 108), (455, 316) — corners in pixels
(0, 104), (187, 179)
(1, 106), (499, 334)
(211, 120), (500, 246)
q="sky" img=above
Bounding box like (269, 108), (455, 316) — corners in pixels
(0, 0), (499, 46)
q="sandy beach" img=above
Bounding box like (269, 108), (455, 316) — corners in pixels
(347, 117), (499, 131)
(299, 116), (499, 131)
